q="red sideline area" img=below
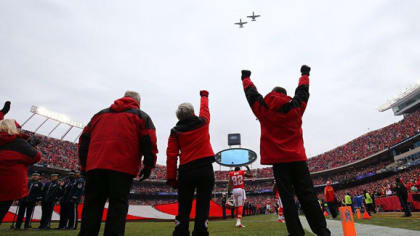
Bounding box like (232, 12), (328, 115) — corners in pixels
(154, 200), (223, 219)
(376, 193), (420, 211)
(2, 200), (222, 223)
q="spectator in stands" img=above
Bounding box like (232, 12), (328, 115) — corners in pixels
(324, 181), (338, 218)
(0, 101), (11, 120)
(78, 91), (158, 236)
(241, 66), (331, 236)
(0, 119), (41, 225)
(166, 90), (215, 236)
(394, 178), (412, 217)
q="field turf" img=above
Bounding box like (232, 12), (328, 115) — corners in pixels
(0, 214), (313, 236)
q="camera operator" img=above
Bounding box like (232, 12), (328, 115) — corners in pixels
(0, 119), (41, 225)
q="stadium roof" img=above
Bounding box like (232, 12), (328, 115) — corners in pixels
(377, 81), (420, 115)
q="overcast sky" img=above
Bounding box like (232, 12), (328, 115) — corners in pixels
(1, 0), (419, 168)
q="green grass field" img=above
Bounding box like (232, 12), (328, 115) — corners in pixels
(0, 215), (312, 236)
(328, 212), (420, 231)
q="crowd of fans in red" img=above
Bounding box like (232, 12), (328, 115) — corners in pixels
(308, 111), (420, 172)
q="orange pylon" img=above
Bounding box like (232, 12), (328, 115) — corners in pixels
(356, 209), (361, 219)
(362, 210), (371, 219)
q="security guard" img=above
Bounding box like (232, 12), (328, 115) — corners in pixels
(364, 190), (374, 216)
(39, 173), (61, 230)
(15, 173), (43, 229)
(344, 193), (353, 213)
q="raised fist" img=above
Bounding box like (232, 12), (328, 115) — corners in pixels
(241, 70), (251, 80)
(200, 90), (209, 97)
(300, 65), (310, 76)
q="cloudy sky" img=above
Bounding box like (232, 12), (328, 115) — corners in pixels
(1, 0), (419, 168)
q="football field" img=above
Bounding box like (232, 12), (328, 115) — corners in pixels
(0, 215), (311, 236)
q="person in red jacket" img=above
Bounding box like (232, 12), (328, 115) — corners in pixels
(166, 90), (215, 236)
(78, 91), (158, 236)
(241, 66), (330, 236)
(0, 101), (11, 120)
(0, 119), (41, 225)
(323, 181), (337, 218)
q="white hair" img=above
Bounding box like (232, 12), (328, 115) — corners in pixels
(124, 90), (141, 104)
(0, 119), (19, 135)
(176, 103), (195, 120)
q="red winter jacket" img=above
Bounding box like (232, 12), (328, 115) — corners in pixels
(0, 133), (41, 201)
(166, 95), (215, 180)
(242, 75), (310, 164)
(78, 97), (158, 176)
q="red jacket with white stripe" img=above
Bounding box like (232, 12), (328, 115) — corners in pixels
(242, 75), (310, 164)
(166, 95), (215, 180)
(0, 133), (41, 201)
(78, 97), (158, 176)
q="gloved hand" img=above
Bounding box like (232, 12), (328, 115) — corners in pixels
(300, 65), (310, 76)
(139, 168), (152, 182)
(166, 179), (178, 189)
(200, 90), (209, 97)
(1, 101), (11, 114)
(241, 70), (251, 80)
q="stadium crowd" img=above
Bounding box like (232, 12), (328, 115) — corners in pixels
(307, 111), (420, 172)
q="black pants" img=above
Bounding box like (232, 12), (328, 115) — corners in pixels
(327, 201), (338, 218)
(59, 201), (78, 229)
(78, 169), (133, 236)
(273, 162), (331, 236)
(222, 205), (226, 219)
(174, 164), (215, 236)
(398, 195), (411, 216)
(0, 200), (13, 226)
(16, 201), (35, 229)
(40, 201), (55, 229)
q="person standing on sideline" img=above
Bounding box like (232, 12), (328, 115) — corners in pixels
(39, 173), (61, 230)
(363, 190), (374, 216)
(15, 172), (44, 229)
(394, 178), (412, 217)
(0, 119), (41, 225)
(344, 192), (353, 213)
(324, 181), (338, 219)
(71, 171), (85, 230)
(78, 90), (158, 236)
(166, 90), (215, 236)
(241, 66), (331, 236)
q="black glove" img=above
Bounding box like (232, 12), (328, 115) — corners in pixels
(300, 65), (310, 76)
(241, 70), (251, 80)
(200, 90), (209, 97)
(28, 137), (41, 147)
(139, 168), (151, 182)
(1, 101), (11, 114)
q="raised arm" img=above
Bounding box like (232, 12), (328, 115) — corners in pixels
(241, 70), (267, 118)
(278, 65), (310, 115)
(0, 101), (11, 120)
(199, 90), (210, 123)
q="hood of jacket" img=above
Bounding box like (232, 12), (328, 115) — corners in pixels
(263, 91), (292, 111)
(0, 132), (17, 146)
(110, 97), (140, 112)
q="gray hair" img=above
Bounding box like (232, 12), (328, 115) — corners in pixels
(124, 90), (141, 104)
(176, 103), (195, 120)
(0, 119), (19, 135)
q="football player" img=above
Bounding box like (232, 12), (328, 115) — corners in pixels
(228, 166), (252, 227)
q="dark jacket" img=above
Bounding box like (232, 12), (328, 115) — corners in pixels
(23, 180), (44, 203)
(78, 97), (158, 176)
(166, 95), (215, 180)
(242, 75), (310, 164)
(0, 133), (41, 201)
(61, 178), (84, 203)
(42, 180), (62, 203)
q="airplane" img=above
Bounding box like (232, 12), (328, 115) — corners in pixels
(247, 11), (261, 21)
(234, 19), (247, 28)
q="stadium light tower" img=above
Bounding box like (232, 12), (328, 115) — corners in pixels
(21, 105), (86, 142)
